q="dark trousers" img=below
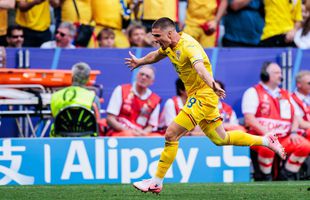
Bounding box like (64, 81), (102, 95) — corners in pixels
(222, 37), (258, 47)
(0, 35), (7, 46)
(259, 34), (296, 47)
(22, 27), (51, 47)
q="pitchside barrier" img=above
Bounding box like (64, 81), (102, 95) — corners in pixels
(0, 137), (250, 185)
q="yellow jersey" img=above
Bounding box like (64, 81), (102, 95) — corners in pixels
(92, 0), (129, 29)
(159, 32), (215, 97)
(141, 0), (178, 21)
(185, 0), (218, 26)
(0, 9), (7, 36)
(16, 0), (50, 31)
(61, 0), (92, 25)
(261, 0), (302, 40)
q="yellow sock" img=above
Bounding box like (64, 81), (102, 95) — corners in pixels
(155, 141), (179, 179)
(227, 130), (263, 146)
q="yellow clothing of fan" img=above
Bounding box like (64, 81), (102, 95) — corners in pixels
(261, 0), (302, 40)
(16, 0), (50, 31)
(61, 0), (92, 25)
(141, 0), (178, 21)
(0, 9), (7, 36)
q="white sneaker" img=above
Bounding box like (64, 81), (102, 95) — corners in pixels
(133, 178), (163, 194)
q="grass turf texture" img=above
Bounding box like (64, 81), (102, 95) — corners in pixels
(0, 181), (309, 200)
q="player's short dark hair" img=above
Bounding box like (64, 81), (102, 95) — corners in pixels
(176, 78), (185, 96)
(152, 17), (176, 30)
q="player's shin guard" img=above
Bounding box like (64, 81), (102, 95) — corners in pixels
(226, 130), (263, 146)
(155, 141), (179, 179)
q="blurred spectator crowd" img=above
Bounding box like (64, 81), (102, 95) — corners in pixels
(1, 0), (310, 49)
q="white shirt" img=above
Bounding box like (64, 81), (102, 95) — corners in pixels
(242, 83), (280, 114)
(294, 29), (310, 49)
(291, 91), (310, 117)
(107, 83), (160, 128)
(40, 41), (76, 49)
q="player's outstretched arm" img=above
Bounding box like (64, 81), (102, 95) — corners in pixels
(193, 61), (226, 99)
(125, 50), (166, 71)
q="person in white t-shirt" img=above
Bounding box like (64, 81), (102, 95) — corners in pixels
(242, 61), (310, 181)
(159, 78), (187, 131)
(294, 16), (310, 49)
(41, 22), (76, 49)
(291, 70), (310, 140)
(106, 65), (162, 137)
(215, 80), (246, 132)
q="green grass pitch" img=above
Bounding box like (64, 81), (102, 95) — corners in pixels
(0, 181), (309, 200)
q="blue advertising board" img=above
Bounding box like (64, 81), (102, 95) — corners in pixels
(0, 137), (250, 185)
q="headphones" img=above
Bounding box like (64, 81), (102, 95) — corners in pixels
(260, 61), (272, 83)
